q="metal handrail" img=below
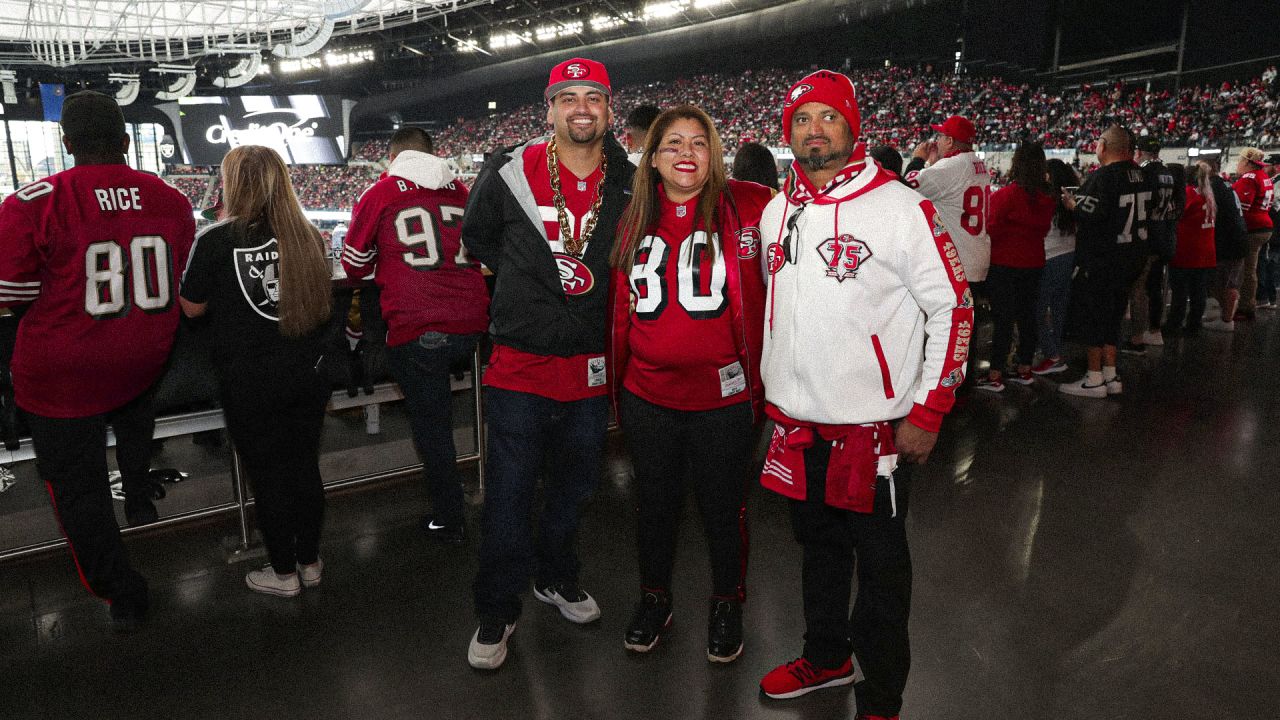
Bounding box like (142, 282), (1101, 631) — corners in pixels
(0, 352), (488, 564)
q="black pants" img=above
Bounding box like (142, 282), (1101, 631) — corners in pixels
(790, 441), (912, 718)
(987, 265), (1041, 370)
(1167, 267), (1213, 331)
(24, 390), (156, 615)
(220, 355), (329, 575)
(620, 390), (756, 599)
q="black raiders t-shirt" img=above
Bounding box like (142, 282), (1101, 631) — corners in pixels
(180, 218), (325, 370)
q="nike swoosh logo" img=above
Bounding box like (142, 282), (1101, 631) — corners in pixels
(427, 521), (447, 530)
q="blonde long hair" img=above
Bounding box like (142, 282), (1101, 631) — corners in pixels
(220, 145), (332, 337)
(1192, 160), (1217, 219)
(612, 105), (728, 273)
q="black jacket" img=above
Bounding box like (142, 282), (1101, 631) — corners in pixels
(1209, 175), (1248, 262)
(461, 133), (634, 357)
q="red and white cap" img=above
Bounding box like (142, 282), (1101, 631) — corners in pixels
(781, 70), (860, 144)
(545, 58), (611, 101)
(930, 115), (977, 144)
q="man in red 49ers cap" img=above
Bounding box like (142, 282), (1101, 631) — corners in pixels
(461, 57), (634, 670)
(757, 70), (973, 719)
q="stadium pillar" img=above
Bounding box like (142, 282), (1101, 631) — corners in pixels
(1, 116), (17, 193)
(1175, 0), (1190, 90)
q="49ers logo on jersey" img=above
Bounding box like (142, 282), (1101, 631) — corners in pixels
(564, 63), (589, 79)
(553, 253), (595, 295)
(816, 234), (872, 282)
(737, 227), (761, 260)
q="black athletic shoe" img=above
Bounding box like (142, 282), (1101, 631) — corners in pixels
(624, 590), (672, 653)
(707, 598), (743, 663)
(124, 495), (159, 527)
(419, 514), (465, 545)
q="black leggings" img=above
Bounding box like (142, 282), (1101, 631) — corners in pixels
(619, 390), (756, 600)
(220, 355), (329, 575)
(1167, 267), (1213, 331)
(987, 264), (1042, 370)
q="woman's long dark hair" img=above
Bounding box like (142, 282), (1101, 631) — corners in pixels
(1046, 158), (1079, 235)
(612, 105), (728, 273)
(221, 145), (332, 337)
(1009, 141), (1050, 195)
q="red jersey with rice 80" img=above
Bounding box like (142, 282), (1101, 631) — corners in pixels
(0, 165), (195, 418)
(483, 141), (609, 400)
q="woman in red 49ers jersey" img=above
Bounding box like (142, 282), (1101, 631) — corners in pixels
(608, 105), (772, 662)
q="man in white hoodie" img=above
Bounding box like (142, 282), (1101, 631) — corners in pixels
(342, 127), (490, 545)
(756, 71), (972, 720)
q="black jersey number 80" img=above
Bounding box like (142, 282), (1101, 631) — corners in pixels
(630, 231), (728, 321)
(84, 236), (172, 318)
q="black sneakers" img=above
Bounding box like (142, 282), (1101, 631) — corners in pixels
(419, 514), (465, 546)
(707, 598), (743, 663)
(623, 590), (673, 653)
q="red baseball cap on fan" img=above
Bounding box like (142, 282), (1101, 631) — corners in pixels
(781, 69), (860, 143)
(931, 115), (976, 144)
(545, 58), (611, 101)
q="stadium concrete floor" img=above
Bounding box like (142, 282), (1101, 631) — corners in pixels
(2, 315), (1278, 720)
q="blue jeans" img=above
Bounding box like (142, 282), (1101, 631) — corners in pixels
(387, 332), (480, 527)
(473, 387), (609, 622)
(1257, 244), (1279, 305)
(1037, 252), (1074, 359)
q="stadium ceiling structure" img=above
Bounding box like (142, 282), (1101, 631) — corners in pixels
(0, 1), (478, 66)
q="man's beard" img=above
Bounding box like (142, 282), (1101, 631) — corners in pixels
(801, 142), (854, 172)
(562, 117), (603, 145)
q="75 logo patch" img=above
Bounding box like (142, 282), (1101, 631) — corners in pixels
(816, 234), (872, 282)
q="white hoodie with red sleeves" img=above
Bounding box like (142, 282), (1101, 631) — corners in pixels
(760, 152), (974, 432)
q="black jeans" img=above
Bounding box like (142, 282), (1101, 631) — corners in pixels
(24, 389), (156, 614)
(1146, 258), (1168, 329)
(220, 354), (329, 575)
(386, 331), (479, 527)
(619, 390), (756, 600)
(473, 387), (609, 622)
(790, 441), (912, 718)
(987, 264), (1041, 370)
(1167, 267), (1213, 331)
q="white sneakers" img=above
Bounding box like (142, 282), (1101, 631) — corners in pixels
(1059, 376), (1121, 398)
(298, 558), (324, 588)
(1140, 329), (1164, 346)
(245, 557), (323, 596)
(468, 620), (517, 670)
(533, 582), (602, 624)
(245, 566), (302, 597)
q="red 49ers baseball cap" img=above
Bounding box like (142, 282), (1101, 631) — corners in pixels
(545, 58), (611, 101)
(931, 115), (977, 144)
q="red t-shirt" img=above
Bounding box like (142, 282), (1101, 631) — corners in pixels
(1232, 170), (1274, 231)
(0, 165), (195, 417)
(342, 172), (488, 347)
(483, 142), (609, 400)
(623, 189), (743, 411)
(1173, 186), (1216, 269)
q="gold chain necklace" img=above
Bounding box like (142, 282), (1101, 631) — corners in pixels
(547, 137), (608, 258)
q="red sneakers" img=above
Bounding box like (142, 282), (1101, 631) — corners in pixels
(759, 657), (855, 699)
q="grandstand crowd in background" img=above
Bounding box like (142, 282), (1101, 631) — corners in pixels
(153, 63), (1280, 214)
